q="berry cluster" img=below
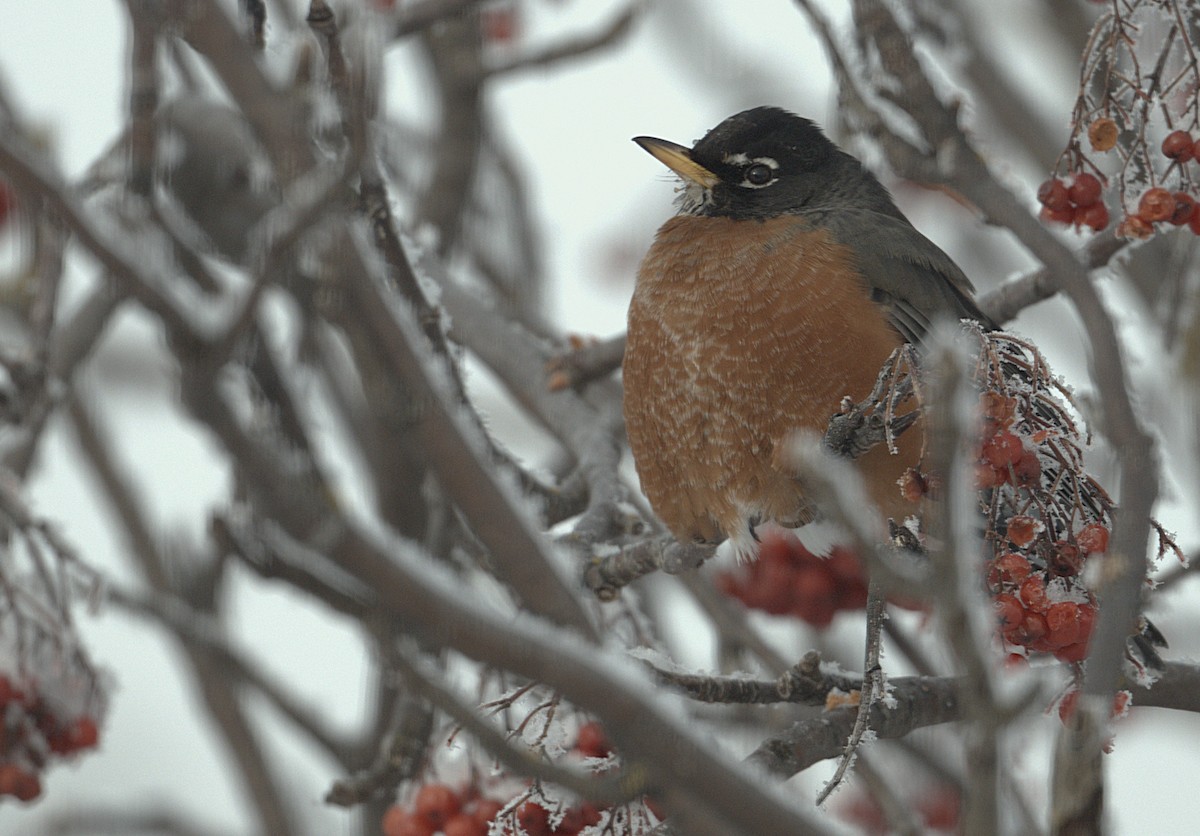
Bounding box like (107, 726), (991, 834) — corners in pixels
(1116, 129), (1200, 237)
(382, 783), (503, 836)
(972, 393), (1043, 491)
(1036, 174), (1109, 231)
(956, 327), (1126, 664)
(990, 548), (1098, 663)
(1041, 127), (1200, 238)
(835, 783), (960, 835)
(889, 327), (1179, 671)
(717, 530), (868, 628)
(972, 387), (1105, 661)
(382, 723), (661, 836)
(0, 673), (102, 803)
(1118, 183), (1200, 239)
(1048, 1), (1200, 241)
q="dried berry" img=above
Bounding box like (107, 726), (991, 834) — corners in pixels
(1088, 118), (1118, 152)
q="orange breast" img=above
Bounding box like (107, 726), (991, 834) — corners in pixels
(623, 214), (917, 556)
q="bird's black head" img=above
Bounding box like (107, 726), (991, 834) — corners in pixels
(634, 106), (899, 220)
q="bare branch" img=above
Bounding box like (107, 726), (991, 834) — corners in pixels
(745, 677), (961, 778)
(485, 4), (641, 77)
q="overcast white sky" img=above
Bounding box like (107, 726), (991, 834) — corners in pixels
(2, 2), (1200, 834)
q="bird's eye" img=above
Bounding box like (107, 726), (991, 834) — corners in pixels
(744, 163), (774, 186)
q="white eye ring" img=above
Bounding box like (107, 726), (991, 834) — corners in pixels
(724, 155), (778, 189)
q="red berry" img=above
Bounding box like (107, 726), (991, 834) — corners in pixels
(1076, 522), (1110, 554)
(0, 765), (41, 803)
(1161, 130), (1195, 161)
(791, 566), (838, 628)
(833, 578), (869, 611)
(994, 593), (1024, 631)
(983, 431), (1024, 467)
(1037, 178), (1071, 211)
(414, 784), (461, 828)
(756, 530), (797, 566)
(443, 813), (487, 836)
(1039, 204), (1076, 226)
(836, 791), (888, 832)
(1005, 515), (1038, 549)
(579, 802), (604, 826)
(1112, 690), (1132, 718)
(67, 716), (100, 751)
(0, 675), (20, 705)
(575, 721), (613, 759)
(1058, 689), (1080, 723)
(0, 765), (19, 798)
(1019, 576), (1049, 613)
(1138, 187), (1175, 222)
(481, 6), (518, 44)
(1191, 207), (1200, 235)
(1046, 602), (1082, 647)
(47, 728), (73, 754)
(979, 391), (1016, 427)
(1006, 611), (1049, 647)
(1012, 451), (1041, 488)
(990, 552), (1033, 589)
(1068, 173), (1103, 207)
(830, 578), (868, 609)
(714, 571), (742, 598)
(827, 548), (868, 610)
(1075, 201), (1109, 231)
(746, 553), (796, 615)
(382, 807), (432, 836)
(899, 467), (927, 502)
(1048, 541), (1083, 577)
(916, 787), (961, 831)
(517, 802), (551, 836)
(11, 770), (39, 803)
(644, 796), (667, 821)
(825, 547), (865, 585)
(1169, 192), (1197, 225)
(973, 462), (1007, 489)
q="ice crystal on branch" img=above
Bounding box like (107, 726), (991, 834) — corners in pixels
(0, 503), (108, 803)
(1039, 0), (1200, 236)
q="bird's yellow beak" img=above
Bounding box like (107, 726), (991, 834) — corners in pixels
(633, 136), (719, 188)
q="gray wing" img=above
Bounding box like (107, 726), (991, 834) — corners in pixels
(823, 210), (994, 344)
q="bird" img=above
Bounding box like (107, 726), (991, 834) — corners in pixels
(623, 106), (994, 561)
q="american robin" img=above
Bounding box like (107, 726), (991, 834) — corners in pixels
(623, 106), (994, 560)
